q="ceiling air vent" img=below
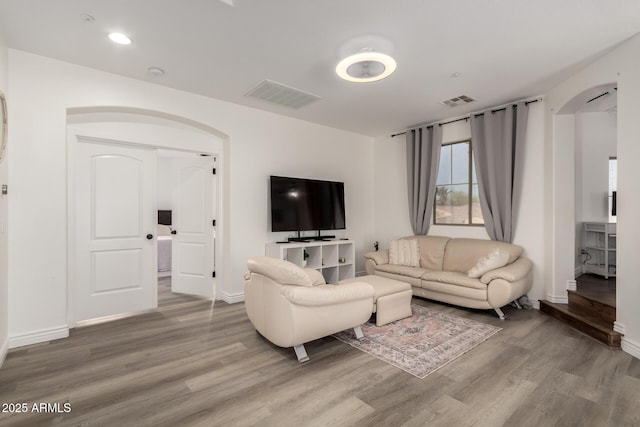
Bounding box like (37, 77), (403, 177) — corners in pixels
(245, 80), (321, 109)
(440, 95), (476, 107)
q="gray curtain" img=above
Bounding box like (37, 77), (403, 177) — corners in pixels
(470, 102), (529, 242)
(406, 125), (443, 235)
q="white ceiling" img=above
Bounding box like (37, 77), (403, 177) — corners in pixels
(0, 0), (638, 137)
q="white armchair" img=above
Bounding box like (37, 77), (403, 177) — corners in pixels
(244, 256), (375, 362)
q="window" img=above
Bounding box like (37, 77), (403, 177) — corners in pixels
(434, 140), (484, 225)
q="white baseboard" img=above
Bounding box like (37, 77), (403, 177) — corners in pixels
(545, 293), (568, 304)
(0, 335), (8, 368)
(9, 326), (69, 349)
(567, 279), (577, 291)
(220, 291), (244, 304)
(622, 336), (640, 360)
(574, 266), (584, 278)
(614, 321), (625, 335)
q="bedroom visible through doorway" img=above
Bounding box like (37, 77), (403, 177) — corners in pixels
(156, 149), (217, 300)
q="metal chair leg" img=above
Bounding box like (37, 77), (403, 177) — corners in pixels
(494, 307), (506, 320)
(353, 325), (364, 340)
(293, 344), (309, 362)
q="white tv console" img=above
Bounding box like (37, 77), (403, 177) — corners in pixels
(265, 240), (355, 284)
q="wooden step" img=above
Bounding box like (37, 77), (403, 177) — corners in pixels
(539, 300), (622, 349)
(568, 290), (616, 324)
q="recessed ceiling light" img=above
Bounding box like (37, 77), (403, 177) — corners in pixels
(450, 72), (461, 78)
(336, 51), (396, 83)
(108, 32), (131, 45)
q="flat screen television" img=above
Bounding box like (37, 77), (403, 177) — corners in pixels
(270, 175), (345, 240)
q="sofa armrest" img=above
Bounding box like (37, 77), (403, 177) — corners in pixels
(281, 282), (374, 307)
(480, 257), (533, 284)
(364, 250), (389, 266)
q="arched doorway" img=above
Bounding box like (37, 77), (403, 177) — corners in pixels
(66, 108), (229, 325)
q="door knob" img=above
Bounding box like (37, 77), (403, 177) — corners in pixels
(171, 230), (177, 235)
(146, 234), (153, 240)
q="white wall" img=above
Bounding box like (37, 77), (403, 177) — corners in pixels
(0, 35), (9, 365)
(157, 156), (174, 211)
(372, 102), (546, 304)
(546, 33), (640, 359)
(6, 50), (374, 347)
(511, 102), (546, 303)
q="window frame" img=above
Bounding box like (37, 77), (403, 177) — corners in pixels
(433, 138), (483, 226)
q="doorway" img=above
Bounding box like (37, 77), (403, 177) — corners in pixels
(573, 85), (617, 290)
(67, 109), (225, 326)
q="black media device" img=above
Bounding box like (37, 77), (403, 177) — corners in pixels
(612, 191), (617, 216)
(270, 175), (346, 242)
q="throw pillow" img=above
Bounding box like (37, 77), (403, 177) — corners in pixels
(389, 239), (420, 268)
(467, 248), (510, 278)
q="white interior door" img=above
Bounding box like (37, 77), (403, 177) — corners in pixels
(171, 156), (215, 298)
(74, 139), (157, 323)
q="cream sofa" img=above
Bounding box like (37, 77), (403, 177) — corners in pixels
(244, 256), (375, 362)
(364, 236), (533, 319)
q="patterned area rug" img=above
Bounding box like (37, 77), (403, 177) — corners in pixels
(333, 305), (502, 379)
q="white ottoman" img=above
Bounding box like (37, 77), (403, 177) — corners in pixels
(339, 275), (413, 326)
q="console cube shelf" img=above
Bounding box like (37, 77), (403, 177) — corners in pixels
(583, 222), (616, 278)
(265, 240), (355, 284)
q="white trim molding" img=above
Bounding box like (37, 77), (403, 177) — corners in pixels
(612, 322), (640, 360)
(545, 292), (568, 304)
(0, 336), (8, 367)
(567, 279), (577, 291)
(9, 326), (69, 349)
(220, 291), (244, 304)
(622, 336), (640, 360)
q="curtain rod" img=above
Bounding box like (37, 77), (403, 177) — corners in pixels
(390, 98), (541, 138)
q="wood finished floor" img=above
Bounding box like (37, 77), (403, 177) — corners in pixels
(576, 273), (616, 307)
(1, 278), (639, 427)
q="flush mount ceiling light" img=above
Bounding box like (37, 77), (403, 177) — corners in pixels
(336, 50), (396, 83)
(108, 32), (131, 45)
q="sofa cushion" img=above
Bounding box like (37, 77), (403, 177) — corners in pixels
(420, 280), (487, 301)
(389, 239), (420, 267)
(467, 248), (510, 278)
(376, 263), (431, 278)
(420, 271), (487, 290)
(442, 238), (523, 273)
(403, 235), (450, 270)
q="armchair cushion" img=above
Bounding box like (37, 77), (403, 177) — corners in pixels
(303, 268), (326, 286)
(281, 282), (374, 307)
(247, 256), (312, 287)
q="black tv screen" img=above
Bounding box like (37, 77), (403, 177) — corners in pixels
(270, 176), (346, 232)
